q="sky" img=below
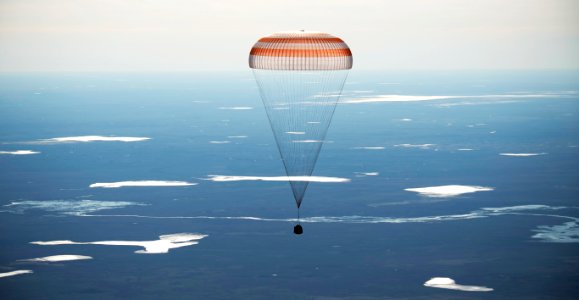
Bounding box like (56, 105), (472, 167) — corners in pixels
(0, 0), (578, 72)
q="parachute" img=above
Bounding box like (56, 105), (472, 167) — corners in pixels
(249, 31), (353, 232)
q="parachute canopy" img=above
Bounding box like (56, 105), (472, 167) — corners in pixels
(249, 31), (352, 71)
(250, 31), (352, 208)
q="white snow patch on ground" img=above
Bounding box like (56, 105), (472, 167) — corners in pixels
(218, 106), (253, 110)
(2, 200), (145, 216)
(292, 140), (323, 143)
(20, 255), (92, 262)
(405, 185), (494, 198)
(90, 181), (197, 188)
(24, 136), (150, 144)
(204, 175), (350, 183)
(424, 277), (493, 292)
(394, 144), (436, 149)
(342, 93), (563, 104)
(354, 172), (379, 177)
(0, 270), (33, 278)
(31, 233), (208, 254)
(0, 150), (40, 155)
(500, 153), (547, 157)
(353, 146), (385, 150)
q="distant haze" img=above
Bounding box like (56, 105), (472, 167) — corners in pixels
(0, 0), (577, 72)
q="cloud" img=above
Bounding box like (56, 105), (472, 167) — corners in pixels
(0, 270), (33, 279)
(353, 146), (385, 150)
(218, 106), (253, 110)
(2, 200), (145, 216)
(204, 175), (350, 183)
(31, 233), (208, 254)
(457, 148), (475, 151)
(405, 185), (494, 198)
(286, 131), (305, 135)
(209, 141), (231, 144)
(394, 144), (436, 149)
(227, 135), (248, 139)
(19, 255), (92, 263)
(0, 150), (40, 155)
(89, 181), (197, 188)
(424, 277), (493, 292)
(341, 93), (563, 104)
(500, 153), (547, 157)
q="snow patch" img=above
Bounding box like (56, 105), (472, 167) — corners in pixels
(500, 153), (547, 157)
(0, 150), (40, 155)
(424, 277), (493, 292)
(204, 175), (350, 183)
(405, 185), (494, 198)
(0, 270), (33, 278)
(90, 181), (197, 188)
(20, 255), (92, 262)
(31, 233), (208, 254)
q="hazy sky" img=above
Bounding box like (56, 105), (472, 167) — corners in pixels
(1, 0), (578, 72)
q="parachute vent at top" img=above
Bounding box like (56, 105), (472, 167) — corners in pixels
(249, 31), (353, 71)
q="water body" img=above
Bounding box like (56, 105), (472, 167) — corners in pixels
(0, 71), (578, 299)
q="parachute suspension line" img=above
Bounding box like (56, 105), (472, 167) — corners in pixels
(253, 69), (349, 208)
(249, 31), (352, 235)
(297, 207), (300, 223)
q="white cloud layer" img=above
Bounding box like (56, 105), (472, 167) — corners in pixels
(209, 141), (231, 144)
(204, 175), (350, 183)
(0, 270), (33, 278)
(20, 255), (92, 262)
(500, 153), (547, 157)
(31, 233), (208, 254)
(405, 185), (494, 198)
(0, 150), (40, 155)
(2, 200), (145, 216)
(22, 136), (151, 144)
(89, 181), (197, 188)
(424, 277), (493, 292)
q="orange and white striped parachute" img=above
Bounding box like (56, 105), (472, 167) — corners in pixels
(249, 31), (352, 212)
(249, 31), (353, 70)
